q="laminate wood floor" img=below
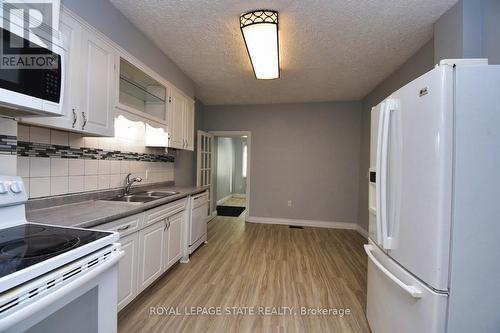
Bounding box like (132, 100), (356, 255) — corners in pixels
(118, 214), (371, 333)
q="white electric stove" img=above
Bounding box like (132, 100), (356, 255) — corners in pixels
(0, 175), (123, 333)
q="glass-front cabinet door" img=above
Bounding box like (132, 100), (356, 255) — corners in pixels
(117, 58), (167, 123)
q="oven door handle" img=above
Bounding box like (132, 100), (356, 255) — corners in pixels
(0, 251), (124, 332)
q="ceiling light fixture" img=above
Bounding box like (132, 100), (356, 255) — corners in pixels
(240, 10), (280, 80)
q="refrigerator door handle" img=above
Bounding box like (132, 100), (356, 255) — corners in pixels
(364, 244), (423, 298)
(380, 100), (396, 250)
(375, 102), (386, 245)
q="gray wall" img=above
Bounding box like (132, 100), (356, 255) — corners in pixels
(216, 137), (233, 201)
(62, 0), (195, 97)
(203, 102), (362, 225)
(357, 39), (435, 231)
(434, 0), (500, 64)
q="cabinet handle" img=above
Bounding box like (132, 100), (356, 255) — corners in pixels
(72, 109), (77, 128)
(167, 221), (171, 229)
(164, 220), (168, 231)
(81, 111), (88, 130)
(117, 224), (130, 232)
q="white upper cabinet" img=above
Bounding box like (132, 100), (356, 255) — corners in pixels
(79, 27), (115, 136)
(20, 12), (82, 132)
(22, 11), (115, 137)
(184, 99), (195, 151)
(116, 57), (168, 125)
(168, 88), (194, 151)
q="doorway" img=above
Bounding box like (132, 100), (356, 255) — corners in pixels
(197, 131), (251, 220)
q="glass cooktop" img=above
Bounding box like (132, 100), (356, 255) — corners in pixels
(0, 224), (112, 278)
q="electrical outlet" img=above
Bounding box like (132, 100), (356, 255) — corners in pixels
(287, 200), (292, 207)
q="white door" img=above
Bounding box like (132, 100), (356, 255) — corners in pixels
(169, 89), (184, 149)
(369, 102), (383, 245)
(165, 212), (184, 269)
(79, 28), (115, 136)
(365, 240), (448, 333)
(117, 232), (138, 310)
(137, 221), (165, 292)
(379, 66), (454, 291)
(197, 131), (214, 216)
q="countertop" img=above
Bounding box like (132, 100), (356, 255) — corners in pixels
(26, 185), (208, 229)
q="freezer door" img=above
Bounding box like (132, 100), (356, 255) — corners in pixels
(383, 66), (454, 291)
(368, 103), (383, 245)
(366, 240), (448, 333)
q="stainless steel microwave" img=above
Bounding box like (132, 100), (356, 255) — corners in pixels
(0, 22), (64, 118)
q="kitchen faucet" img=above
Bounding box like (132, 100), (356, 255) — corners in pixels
(124, 173), (142, 195)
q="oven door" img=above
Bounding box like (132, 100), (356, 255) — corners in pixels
(0, 25), (64, 117)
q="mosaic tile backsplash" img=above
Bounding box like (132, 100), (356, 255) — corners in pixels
(5, 123), (177, 198)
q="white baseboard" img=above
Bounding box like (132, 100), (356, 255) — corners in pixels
(232, 193), (246, 199)
(246, 216), (357, 231)
(209, 210), (218, 221)
(356, 225), (369, 239)
(216, 194), (233, 205)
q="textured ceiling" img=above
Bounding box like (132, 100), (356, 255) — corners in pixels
(109, 0), (457, 105)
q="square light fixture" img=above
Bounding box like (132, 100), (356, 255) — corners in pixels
(240, 10), (279, 80)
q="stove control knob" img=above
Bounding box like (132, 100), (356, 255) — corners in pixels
(9, 182), (22, 194)
(0, 183), (7, 194)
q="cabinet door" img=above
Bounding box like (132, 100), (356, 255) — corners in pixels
(21, 13), (82, 131)
(165, 212), (184, 269)
(184, 100), (195, 151)
(168, 89), (184, 149)
(117, 232), (138, 311)
(79, 28), (115, 136)
(137, 221), (165, 292)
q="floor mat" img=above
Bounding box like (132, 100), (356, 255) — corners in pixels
(216, 205), (246, 217)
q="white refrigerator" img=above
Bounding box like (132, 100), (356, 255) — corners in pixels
(366, 60), (500, 333)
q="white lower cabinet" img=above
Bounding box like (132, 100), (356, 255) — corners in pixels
(94, 198), (188, 310)
(137, 221), (166, 292)
(117, 232), (138, 310)
(165, 211), (185, 269)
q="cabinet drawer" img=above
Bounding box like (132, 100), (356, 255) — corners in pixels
(192, 191), (209, 209)
(95, 213), (143, 237)
(145, 199), (187, 226)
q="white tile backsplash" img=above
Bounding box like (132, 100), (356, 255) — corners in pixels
(120, 160), (130, 174)
(98, 159), (110, 175)
(50, 177), (69, 195)
(84, 160), (98, 175)
(17, 125), (30, 142)
(68, 159), (85, 176)
(29, 126), (50, 144)
(110, 174), (122, 188)
(17, 156), (30, 177)
(84, 175), (98, 191)
(50, 130), (69, 146)
(30, 177), (50, 198)
(98, 175), (110, 190)
(68, 132), (84, 148)
(110, 160), (121, 175)
(30, 157), (50, 177)
(50, 158), (69, 177)
(68, 176), (84, 193)
(15, 119), (176, 199)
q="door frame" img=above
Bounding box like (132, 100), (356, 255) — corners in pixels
(210, 131), (251, 221)
(196, 130), (215, 219)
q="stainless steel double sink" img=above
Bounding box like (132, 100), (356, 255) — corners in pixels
(101, 190), (180, 203)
